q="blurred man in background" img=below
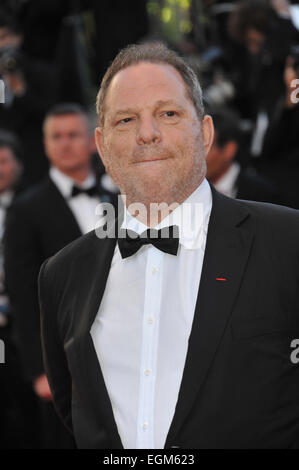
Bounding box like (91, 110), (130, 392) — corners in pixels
(260, 53), (299, 209)
(4, 103), (107, 448)
(228, 0), (299, 122)
(206, 108), (283, 204)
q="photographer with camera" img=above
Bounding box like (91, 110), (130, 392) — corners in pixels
(0, 9), (57, 184)
(227, 0), (299, 120)
(259, 48), (299, 209)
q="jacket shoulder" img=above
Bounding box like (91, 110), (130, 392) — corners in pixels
(212, 187), (299, 241)
(238, 198), (299, 225)
(234, 198), (299, 248)
(39, 228), (112, 286)
(10, 178), (55, 210)
(41, 230), (96, 270)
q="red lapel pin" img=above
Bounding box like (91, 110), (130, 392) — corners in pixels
(216, 277), (228, 282)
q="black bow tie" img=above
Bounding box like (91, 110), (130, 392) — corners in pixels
(71, 185), (99, 198)
(118, 225), (179, 259)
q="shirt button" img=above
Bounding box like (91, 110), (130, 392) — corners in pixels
(152, 267), (158, 275)
(148, 317), (154, 325)
(142, 422), (148, 430)
(144, 369), (151, 376)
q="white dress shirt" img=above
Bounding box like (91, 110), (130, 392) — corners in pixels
(214, 162), (241, 199)
(90, 178), (213, 449)
(49, 166), (102, 234)
(0, 190), (14, 239)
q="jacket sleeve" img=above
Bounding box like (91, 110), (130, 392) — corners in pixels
(38, 258), (73, 435)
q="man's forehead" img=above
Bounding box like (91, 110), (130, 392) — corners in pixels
(113, 60), (182, 78)
(0, 147), (16, 161)
(44, 114), (88, 131)
(105, 61), (190, 111)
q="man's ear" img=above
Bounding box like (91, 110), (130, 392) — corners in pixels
(88, 132), (97, 155)
(223, 141), (238, 162)
(94, 127), (106, 167)
(43, 136), (50, 161)
(201, 115), (215, 156)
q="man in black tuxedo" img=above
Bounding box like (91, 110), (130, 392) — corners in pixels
(4, 103), (108, 448)
(39, 44), (299, 449)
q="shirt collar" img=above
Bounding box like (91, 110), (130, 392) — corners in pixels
(49, 166), (96, 199)
(214, 162), (240, 199)
(0, 190), (14, 208)
(121, 178), (212, 250)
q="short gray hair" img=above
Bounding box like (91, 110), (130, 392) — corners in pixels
(43, 102), (89, 134)
(96, 42), (205, 127)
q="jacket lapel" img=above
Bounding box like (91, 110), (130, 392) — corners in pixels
(164, 189), (255, 448)
(72, 218), (124, 448)
(46, 178), (82, 238)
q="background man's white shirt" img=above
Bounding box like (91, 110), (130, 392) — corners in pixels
(214, 162), (240, 199)
(0, 189), (14, 326)
(50, 166), (101, 234)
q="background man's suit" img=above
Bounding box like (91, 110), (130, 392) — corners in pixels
(4, 177), (85, 448)
(235, 168), (282, 205)
(4, 177), (82, 381)
(39, 188), (299, 449)
(0, 182), (40, 448)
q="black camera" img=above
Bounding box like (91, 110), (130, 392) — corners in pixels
(0, 46), (21, 75)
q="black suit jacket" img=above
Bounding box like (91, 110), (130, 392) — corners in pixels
(38, 188), (299, 449)
(4, 177), (82, 380)
(235, 168), (283, 206)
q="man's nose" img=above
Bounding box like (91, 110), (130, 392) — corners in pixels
(59, 136), (72, 148)
(136, 117), (161, 145)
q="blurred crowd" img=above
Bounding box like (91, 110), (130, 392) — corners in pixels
(0, 0), (299, 449)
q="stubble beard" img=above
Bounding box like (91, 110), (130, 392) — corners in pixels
(103, 132), (207, 212)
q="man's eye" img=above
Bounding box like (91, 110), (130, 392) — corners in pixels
(163, 111), (177, 117)
(119, 117), (132, 124)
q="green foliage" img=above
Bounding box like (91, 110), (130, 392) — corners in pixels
(147, 0), (192, 43)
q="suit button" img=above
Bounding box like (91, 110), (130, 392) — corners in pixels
(170, 446), (181, 448)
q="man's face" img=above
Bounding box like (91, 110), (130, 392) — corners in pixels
(44, 114), (92, 174)
(245, 29), (265, 56)
(0, 27), (22, 50)
(206, 133), (237, 182)
(95, 62), (214, 206)
(0, 147), (20, 193)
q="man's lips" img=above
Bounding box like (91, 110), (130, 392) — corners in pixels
(133, 157), (170, 164)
